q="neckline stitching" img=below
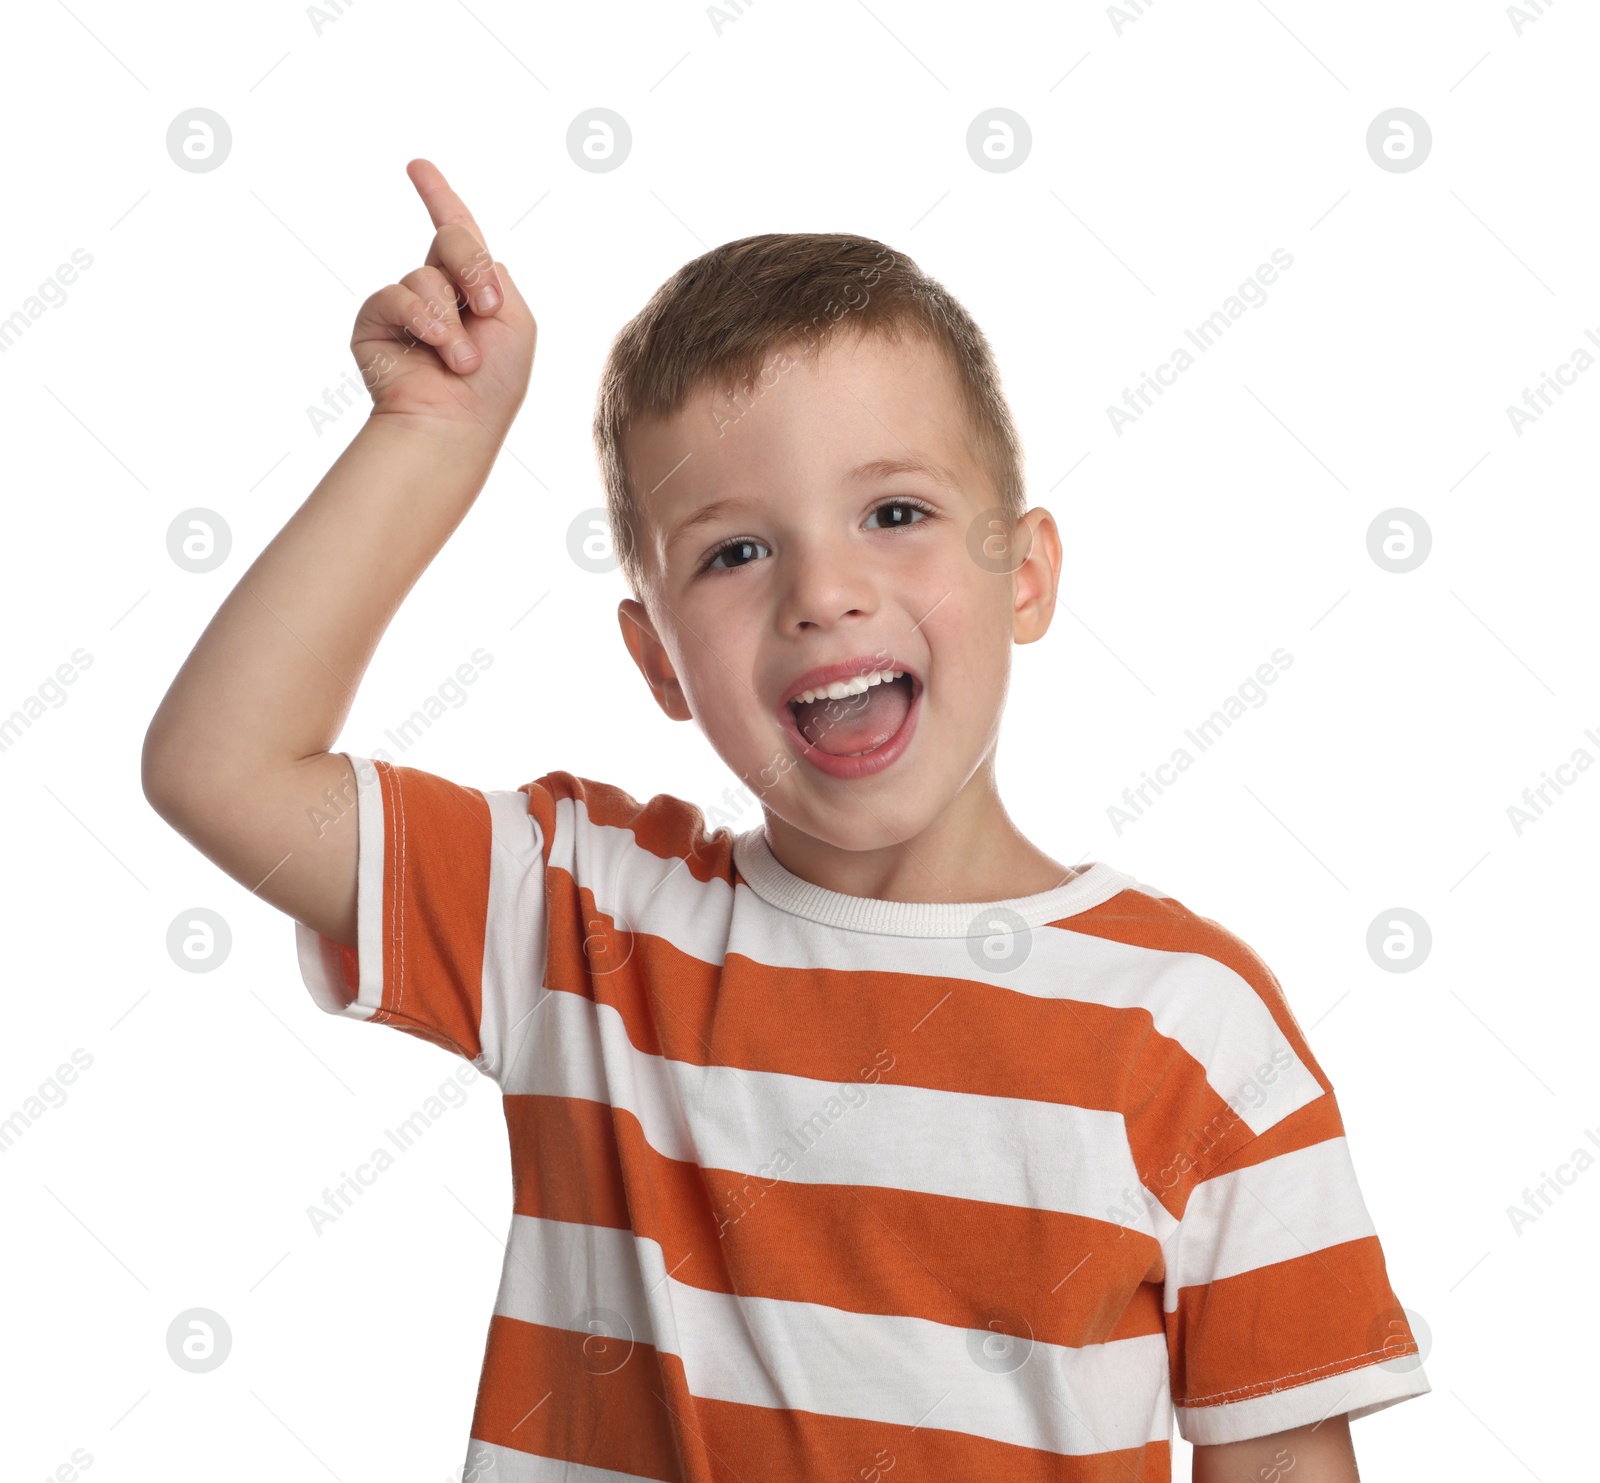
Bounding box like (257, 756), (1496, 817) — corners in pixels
(730, 829), (1131, 937)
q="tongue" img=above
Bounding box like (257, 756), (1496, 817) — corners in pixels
(792, 677), (912, 756)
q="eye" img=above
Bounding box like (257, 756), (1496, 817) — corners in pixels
(696, 499), (933, 573)
(701, 536), (772, 573)
(864, 498), (935, 530)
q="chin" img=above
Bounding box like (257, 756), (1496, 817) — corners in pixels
(778, 793), (942, 855)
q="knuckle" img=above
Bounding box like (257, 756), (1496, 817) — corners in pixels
(458, 248), (494, 285)
(420, 291), (455, 324)
(408, 285), (457, 326)
(400, 264), (452, 299)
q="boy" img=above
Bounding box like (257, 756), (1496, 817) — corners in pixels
(143, 159), (1429, 1482)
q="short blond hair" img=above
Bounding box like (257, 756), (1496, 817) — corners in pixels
(592, 233), (1026, 596)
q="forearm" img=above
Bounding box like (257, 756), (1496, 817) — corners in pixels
(1191, 1415), (1357, 1483)
(143, 412), (496, 796)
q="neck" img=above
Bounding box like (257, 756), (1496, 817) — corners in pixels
(759, 759), (1077, 904)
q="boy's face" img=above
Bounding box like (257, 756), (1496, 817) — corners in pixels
(617, 325), (1060, 855)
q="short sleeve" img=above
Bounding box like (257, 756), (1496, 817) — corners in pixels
(1163, 1089), (1431, 1445)
(293, 753), (549, 1085)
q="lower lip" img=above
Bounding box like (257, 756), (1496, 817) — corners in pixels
(778, 680), (921, 780)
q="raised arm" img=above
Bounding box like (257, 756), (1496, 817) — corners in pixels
(141, 159), (535, 947)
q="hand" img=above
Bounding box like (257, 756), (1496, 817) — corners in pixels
(350, 158), (535, 445)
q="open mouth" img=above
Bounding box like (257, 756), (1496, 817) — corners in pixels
(778, 662), (921, 779)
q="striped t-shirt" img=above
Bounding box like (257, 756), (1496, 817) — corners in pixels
(294, 756), (1430, 1481)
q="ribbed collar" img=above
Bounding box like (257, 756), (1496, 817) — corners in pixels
(729, 828), (1134, 937)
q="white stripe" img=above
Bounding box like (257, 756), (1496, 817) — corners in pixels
(354, 755), (387, 1010)
(1164, 1138), (1377, 1310)
(295, 764), (549, 1083)
(510, 988), (1174, 1237)
(547, 795), (739, 965)
(515, 988), (701, 1167)
(479, 787), (548, 1083)
(551, 801), (1322, 1138)
(294, 752), (387, 1021)
(493, 1213), (1173, 1456)
(465, 1440), (655, 1483)
(1176, 1355), (1430, 1445)
(294, 924), (354, 1016)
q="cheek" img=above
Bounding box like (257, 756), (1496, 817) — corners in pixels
(677, 647), (769, 744)
(928, 571), (1005, 643)
(922, 587), (1012, 707)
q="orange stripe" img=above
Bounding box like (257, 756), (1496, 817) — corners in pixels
(554, 889), (1260, 1224)
(470, 1313), (684, 1480)
(1198, 1086), (1347, 1179)
(503, 1094), (642, 1234)
(372, 762), (492, 1062)
(1169, 1235), (1416, 1407)
(505, 1095), (1167, 1351)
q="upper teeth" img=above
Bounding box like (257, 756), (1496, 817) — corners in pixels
(791, 668), (905, 705)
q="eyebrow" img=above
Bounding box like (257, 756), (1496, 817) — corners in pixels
(665, 495), (758, 551)
(664, 454), (962, 552)
(847, 454), (963, 490)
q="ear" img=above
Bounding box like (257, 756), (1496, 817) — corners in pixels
(1012, 507), (1061, 645)
(618, 598), (694, 721)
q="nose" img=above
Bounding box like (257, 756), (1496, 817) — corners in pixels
(775, 531), (879, 634)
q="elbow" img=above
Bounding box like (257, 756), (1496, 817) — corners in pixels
(140, 717), (199, 826)
(140, 731), (180, 825)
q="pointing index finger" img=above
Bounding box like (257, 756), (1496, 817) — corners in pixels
(406, 157), (502, 315)
(406, 157), (488, 246)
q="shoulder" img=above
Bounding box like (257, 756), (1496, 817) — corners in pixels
(1058, 871), (1337, 1137)
(517, 771), (738, 887)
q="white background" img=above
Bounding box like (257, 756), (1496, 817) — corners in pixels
(2, 1), (1594, 1478)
